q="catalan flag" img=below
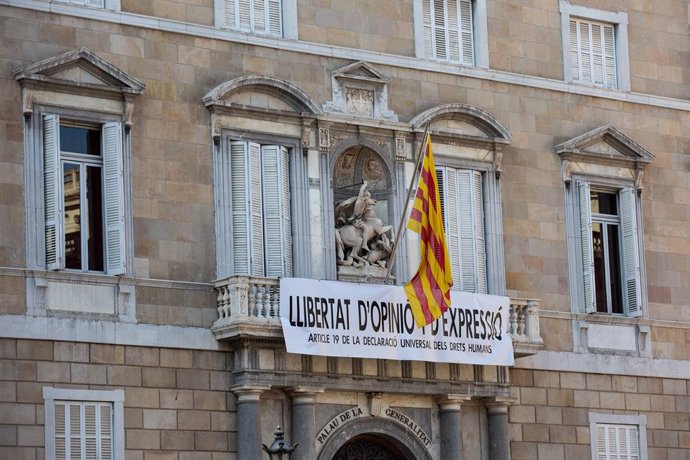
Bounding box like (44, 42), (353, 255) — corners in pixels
(404, 134), (453, 327)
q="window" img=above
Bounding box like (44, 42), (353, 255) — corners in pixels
(569, 18), (616, 88)
(44, 388), (125, 460)
(576, 182), (640, 316)
(413, 0), (488, 67)
(589, 413), (647, 460)
(559, 1), (629, 90)
(215, 0), (298, 39)
(436, 167), (486, 293)
(223, 140), (292, 277)
(42, 115), (125, 275)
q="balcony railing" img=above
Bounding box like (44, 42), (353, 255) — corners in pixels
(212, 275), (543, 355)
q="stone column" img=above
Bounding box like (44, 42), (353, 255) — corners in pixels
(231, 384), (270, 460)
(437, 395), (471, 460)
(486, 398), (512, 460)
(288, 386), (324, 460)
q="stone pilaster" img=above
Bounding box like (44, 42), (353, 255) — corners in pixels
(437, 395), (471, 460)
(231, 384), (270, 460)
(486, 397), (513, 460)
(288, 386), (324, 460)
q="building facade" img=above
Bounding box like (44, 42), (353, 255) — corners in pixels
(0, 0), (688, 459)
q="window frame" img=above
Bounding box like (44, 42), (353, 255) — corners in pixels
(43, 387), (125, 460)
(37, 110), (126, 276)
(435, 166), (487, 294)
(412, 0), (489, 68)
(215, 130), (300, 279)
(559, 1), (630, 90)
(214, 0), (298, 40)
(589, 412), (647, 460)
(569, 176), (643, 318)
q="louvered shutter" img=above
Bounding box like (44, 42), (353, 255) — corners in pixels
(280, 146), (292, 276)
(569, 19), (580, 81)
(225, 0), (237, 29)
(102, 122), (125, 275)
(230, 141), (250, 274)
(423, 0), (434, 57)
(267, 0), (282, 36)
(456, 170), (480, 292)
(620, 187), (641, 317)
(591, 23), (605, 84)
(578, 181), (596, 313)
(603, 24), (616, 87)
(579, 20), (593, 83)
(55, 402), (67, 458)
(249, 142), (265, 276)
(447, 0), (460, 61)
(43, 114), (64, 270)
(261, 145), (285, 277)
(252, 0), (267, 34)
(439, 167), (462, 289)
(433, 0), (447, 59)
(238, 0), (252, 31)
(459, 0), (474, 64)
(473, 171), (486, 293)
(596, 423), (639, 460)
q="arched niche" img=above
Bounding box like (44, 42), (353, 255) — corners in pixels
(331, 143), (393, 227)
(317, 417), (433, 460)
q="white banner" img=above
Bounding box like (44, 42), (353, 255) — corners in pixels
(280, 278), (514, 366)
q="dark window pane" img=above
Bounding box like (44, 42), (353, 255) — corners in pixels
(591, 222), (607, 313)
(63, 163), (82, 269)
(590, 190), (617, 215)
(87, 166), (104, 271)
(60, 125), (101, 156)
(607, 224), (623, 314)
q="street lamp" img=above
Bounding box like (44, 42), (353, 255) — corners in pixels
(262, 426), (298, 460)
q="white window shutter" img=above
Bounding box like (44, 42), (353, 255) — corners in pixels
(620, 186), (641, 317)
(43, 114), (64, 271)
(447, 0), (460, 62)
(433, 0), (448, 59)
(99, 404), (113, 459)
(473, 170), (486, 294)
(267, 0), (282, 36)
(70, 404), (81, 458)
(578, 181), (596, 313)
(456, 170), (477, 292)
(249, 142), (265, 276)
(230, 141), (250, 274)
(55, 402), (67, 458)
(280, 146), (292, 277)
(603, 24), (616, 88)
(225, 0), (237, 29)
(439, 167), (462, 289)
(252, 0), (267, 33)
(102, 122), (125, 275)
(238, 0), (251, 31)
(591, 23), (604, 84)
(261, 145), (286, 277)
(459, 0), (474, 64)
(569, 19), (580, 81)
(423, 0), (433, 58)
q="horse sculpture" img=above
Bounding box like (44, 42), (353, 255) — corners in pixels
(335, 182), (393, 267)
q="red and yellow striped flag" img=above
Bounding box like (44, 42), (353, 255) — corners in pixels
(404, 134), (453, 327)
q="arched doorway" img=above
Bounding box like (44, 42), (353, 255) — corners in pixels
(332, 434), (407, 460)
(317, 417), (432, 460)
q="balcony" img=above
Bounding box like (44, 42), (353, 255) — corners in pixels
(211, 275), (543, 357)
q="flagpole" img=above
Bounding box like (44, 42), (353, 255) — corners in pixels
(384, 122), (431, 284)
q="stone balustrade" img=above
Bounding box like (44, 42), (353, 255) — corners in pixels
(212, 275), (543, 355)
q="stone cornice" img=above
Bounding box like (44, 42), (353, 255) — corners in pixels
(4, 0), (690, 113)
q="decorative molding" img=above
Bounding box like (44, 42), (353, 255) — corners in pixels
(0, 314), (223, 350)
(318, 127), (330, 152)
(5, 0), (690, 113)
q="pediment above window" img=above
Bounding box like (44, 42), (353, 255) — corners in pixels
(555, 125), (654, 185)
(14, 47), (144, 98)
(323, 61), (398, 121)
(14, 48), (144, 126)
(411, 103), (512, 145)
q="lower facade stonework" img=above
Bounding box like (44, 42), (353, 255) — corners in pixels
(1, 338), (689, 459)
